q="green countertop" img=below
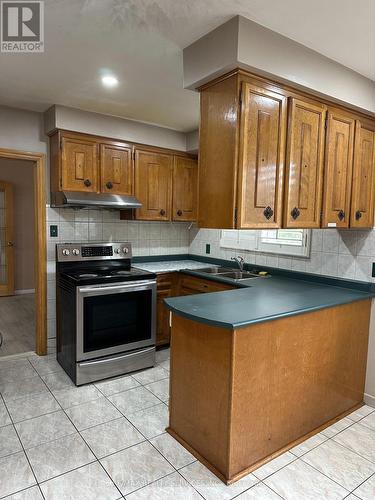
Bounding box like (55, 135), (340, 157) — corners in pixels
(164, 270), (375, 329)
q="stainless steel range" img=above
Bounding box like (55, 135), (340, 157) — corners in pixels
(56, 242), (157, 385)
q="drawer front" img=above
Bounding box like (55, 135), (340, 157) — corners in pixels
(179, 275), (233, 294)
(157, 273), (175, 291)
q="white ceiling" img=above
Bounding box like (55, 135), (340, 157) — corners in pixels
(0, 0), (374, 132)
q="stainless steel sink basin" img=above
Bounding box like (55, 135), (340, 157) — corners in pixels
(192, 267), (235, 274)
(192, 267), (261, 280)
(218, 271), (260, 280)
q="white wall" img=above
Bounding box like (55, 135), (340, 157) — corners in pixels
(45, 105), (188, 151)
(186, 129), (199, 153)
(0, 106), (47, 153)
(183, 16), (375, 116)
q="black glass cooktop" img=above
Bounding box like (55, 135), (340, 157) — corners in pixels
(61, 266), (155, 285)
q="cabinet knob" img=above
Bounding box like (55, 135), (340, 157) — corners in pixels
(263, 206), (274, 220)
(84, 179), (92, 187)
(106, 181), (113, 190)
(177, 210), (182, 216)
(160, 209), (166, 216)
(355, 210), (362, 220)
(291, 207), (300, 220)
(338, 210), (345, 221)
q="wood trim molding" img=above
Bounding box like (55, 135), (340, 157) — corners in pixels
(49, 129), (197, 159)
(0, 148), (47, 356)
(198, 68), (375, 124)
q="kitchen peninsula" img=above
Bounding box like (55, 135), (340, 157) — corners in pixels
(160, 264), (374, 484)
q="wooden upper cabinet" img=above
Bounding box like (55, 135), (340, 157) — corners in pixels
(284, 98), (326, 228)
(134, 149), (173, 221)
(100, 143), (133, 195)
(350, 121), (375, 228)
(322, 112), (355, 228)
(237, 83), (287, 228)
(61, 136), (98, 192)
(172, 156), (197, 221)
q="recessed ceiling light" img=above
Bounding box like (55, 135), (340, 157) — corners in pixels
(101, 75), (119, 88)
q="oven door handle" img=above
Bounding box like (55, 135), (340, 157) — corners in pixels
(78, 280), (156, 294)
(78, 347), (156, 367)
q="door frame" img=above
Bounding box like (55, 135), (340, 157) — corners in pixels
(0, 148), (47, 356)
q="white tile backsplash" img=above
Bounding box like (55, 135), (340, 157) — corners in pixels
(189, 227), (375, 283)
(46, 207), (190, 342)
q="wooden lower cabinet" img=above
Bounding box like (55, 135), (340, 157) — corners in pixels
(168, 299), (371, 484)
(156, 273), (176, 346)
(156, 273), (234, 346)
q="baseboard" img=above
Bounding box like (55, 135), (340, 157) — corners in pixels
(15, 289), (35, 295)
(364, 393), (375, 408)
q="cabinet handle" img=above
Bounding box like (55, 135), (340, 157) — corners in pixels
(355, 210), (362, 220)
(291, 207), (300, 220)
(160, 209), (166, 216)
(263, 206), (273, 220)
(84, 179), (92, 187)
(106, 181), (113, 190)
(177, 210), (183, 216)
(338, 210), (345, 221)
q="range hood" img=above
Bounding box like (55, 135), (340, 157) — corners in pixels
(51, 191), (142, 209)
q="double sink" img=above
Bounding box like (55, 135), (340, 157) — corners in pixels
(193, 266), (261, 281)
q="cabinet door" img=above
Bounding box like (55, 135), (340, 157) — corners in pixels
(157, 289), (172, 346)
(61, 137), (98, 192)
(156, 273), (175, 346)
(172, 156), (197, 221)
(237, 83), (287, 228)
(134, 149), (172, 221)
(350, 121), (375, 228)
(100, 144), (133, 195)
(322, 112), (355, 228)
(284, 99), (326, 228)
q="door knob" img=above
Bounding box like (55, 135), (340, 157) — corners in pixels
(106, 181), (113, 189)
(338, 210), (345, 221)
(160, 209), (166, 216)
(84, 179), (92, 187)
(355, 210), (362, 220)
(7, 241), (13, 247)
(177, 210), (182, 216)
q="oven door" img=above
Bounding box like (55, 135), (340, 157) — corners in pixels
(76, 279), (156, 361)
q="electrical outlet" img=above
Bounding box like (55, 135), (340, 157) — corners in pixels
(205, 243), (211, 254)
(50, 225), (58, 238)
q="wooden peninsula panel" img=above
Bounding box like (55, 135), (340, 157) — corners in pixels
(167, 299), (371, 484)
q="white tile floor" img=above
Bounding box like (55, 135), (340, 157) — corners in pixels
(1, 349), (375, 499)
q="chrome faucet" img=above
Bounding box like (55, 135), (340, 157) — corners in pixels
(231, 256), (244, 272)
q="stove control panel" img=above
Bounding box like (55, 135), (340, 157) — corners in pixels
(56, 243), (132, 262)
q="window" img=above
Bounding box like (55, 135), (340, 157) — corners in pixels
(257, 229), (311, 257)
(220, 229), (311, 257)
